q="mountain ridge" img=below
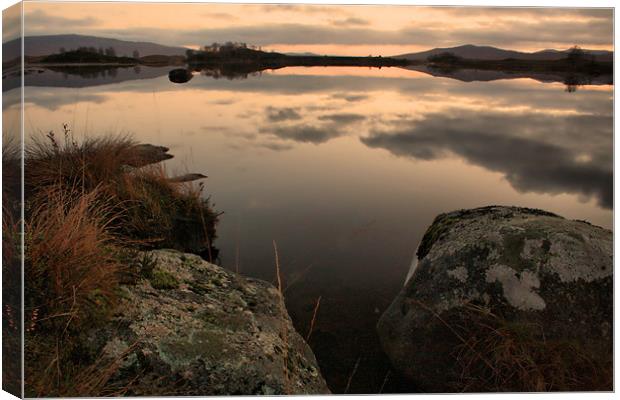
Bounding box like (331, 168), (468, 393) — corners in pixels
(3, 34), (188, 60)
(394, 44), (613, 62)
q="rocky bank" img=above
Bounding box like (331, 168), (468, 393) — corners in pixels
(378, 206), (612, 392)
(87, 249), (329, 395)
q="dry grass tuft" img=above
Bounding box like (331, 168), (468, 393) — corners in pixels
(25, 185), (122, 326)
(451, 303), (613, 392)
(69, 341), (142, 397)
(25, 129), (136, 192)
(2, 140), (23, 395)
(21, 130), (219, 396)
(26, 130), (219, 255)
(24, 185), (124, 397)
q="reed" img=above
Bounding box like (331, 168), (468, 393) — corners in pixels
(344, 356), (361, 394)
(452, 303), (612, 392)
(21, 130), (219, 396)
(417, 300), (613, 392)
(272, 240), (291, 394)
(306, 296), (321, 342)
(24, 185), (123, 397)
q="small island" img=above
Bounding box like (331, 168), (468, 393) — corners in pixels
(18, 41), (612, 89)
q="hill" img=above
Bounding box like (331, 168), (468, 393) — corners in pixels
(40, 49), (137, 65)
(3, 34), (187, 60)
(394, 44), (613, 62)
(184, 44), (408, 80)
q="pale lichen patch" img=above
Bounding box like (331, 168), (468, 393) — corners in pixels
(485, 264), (546, 311)
(546, 233), (612, 283)
(446, 266), (468, 283)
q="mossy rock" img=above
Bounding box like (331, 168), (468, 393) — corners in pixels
(149, 270), (179, 289)
(378, 206), (612, 392)
(87, 249), (329, 395)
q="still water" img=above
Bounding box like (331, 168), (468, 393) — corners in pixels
(12, 65), (614, 392)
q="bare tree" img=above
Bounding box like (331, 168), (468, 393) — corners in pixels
(567, 45), (585, 63)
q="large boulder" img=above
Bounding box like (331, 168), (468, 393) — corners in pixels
(168, 68), (193, 84)
(87, 249), (329, 395)
(377, 206), (612, 392)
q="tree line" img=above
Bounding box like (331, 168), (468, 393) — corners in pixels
(58, 47), (141, 59)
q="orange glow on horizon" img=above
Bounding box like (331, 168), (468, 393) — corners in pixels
(21, 3), (613, 55)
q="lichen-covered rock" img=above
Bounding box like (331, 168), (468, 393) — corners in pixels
(377, 206), (612, 392)
(87, 249), (329, 395)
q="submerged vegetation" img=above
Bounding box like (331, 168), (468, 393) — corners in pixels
(3, 127), (219, 396)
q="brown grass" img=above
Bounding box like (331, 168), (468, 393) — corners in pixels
(306, 296), (321, 342)
(273, 240), (291, 394)
(68, 341), (142, 397)
(2, 140), (23, 396)
(344, 356), (361, 394)
(21, 130), (219, 396)
(26, 130), (219, 254)
(24, 185), (124, 397)
(25, 130), (136, 192)
(379, 370), (391, 394)
(25, 185), (121, 323)
(449, 304), (613, 392)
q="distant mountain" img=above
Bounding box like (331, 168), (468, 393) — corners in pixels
(394, 44), (613, 62)
(3, 34), (188, 60)
(405, 64), (613, 86)
(285, 52), (322, 57)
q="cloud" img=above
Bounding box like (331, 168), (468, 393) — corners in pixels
(434, 18), (613, 47)
(361, 110), (612, 208)
(261, 5), (349, 15)
(265, 106), (302, 122)
(331, 93), (369, 102)
(257, 141), (295, 151)
(259, 108), (367, 145)
(18, 6), (612, 52)
(260, 123), (344, 144)
(435, 7), (612, 22)
(60, 14), (611, 52)
(209, 98), (237, 105)
(21, 87), (107, 111)
(24, 9), (101, 31)
(332, 17), (370, 27)
(318, 113), (366, 124)
(2, 5), (22, 43)
(201, 12), (238, 21)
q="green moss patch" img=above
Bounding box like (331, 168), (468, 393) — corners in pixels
(417, 214), (460, 260)
(150, 270), (179, 290)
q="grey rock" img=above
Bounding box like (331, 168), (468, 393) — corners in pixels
(378, 206), (612, 392)
(90, 249), (329, 395)
(168, 173), (208, 183)
(123, 144), (174, 167)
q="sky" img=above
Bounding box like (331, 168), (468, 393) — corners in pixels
(8, 2), (615, 56)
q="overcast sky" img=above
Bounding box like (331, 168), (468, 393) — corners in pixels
(9, 2), (615, 56)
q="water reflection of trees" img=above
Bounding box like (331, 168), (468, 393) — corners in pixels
(46, 65), (131, 79)
(563, 74), (592, 93)
(199, 67), (262, 80)
(168, 65), (266, 83)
